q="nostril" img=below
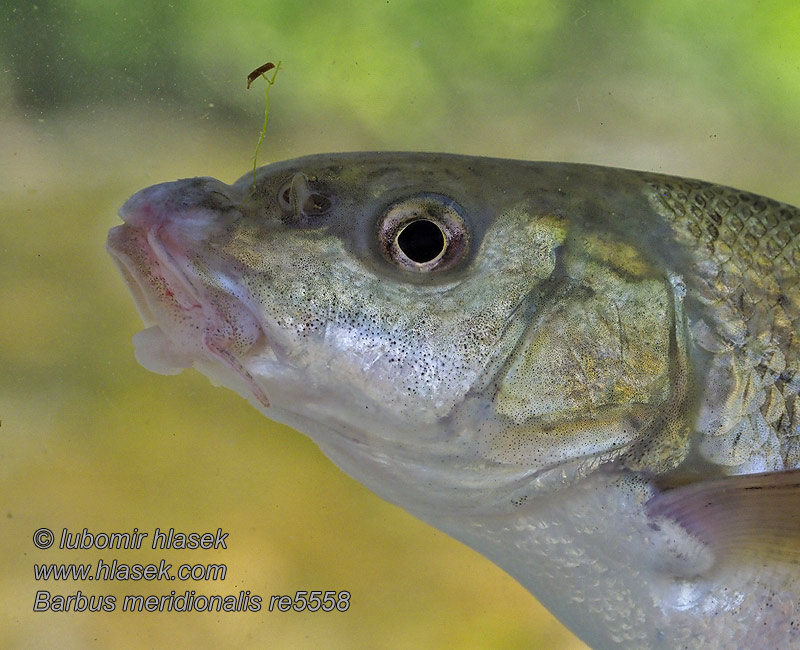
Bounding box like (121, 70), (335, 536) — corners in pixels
(302, 192), (332, 216)
(277, 180), (294, 212)
(277, 172), (334, 218)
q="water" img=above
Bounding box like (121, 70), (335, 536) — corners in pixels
(2, 2), (799, 648)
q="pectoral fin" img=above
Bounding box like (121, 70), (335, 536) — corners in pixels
(647, 469), (800, 565)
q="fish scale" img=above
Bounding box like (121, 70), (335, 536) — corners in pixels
(646, 178), (800, 474)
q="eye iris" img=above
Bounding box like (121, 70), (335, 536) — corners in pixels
(378, 193), (469, 273)
(397, 219), (445, 263)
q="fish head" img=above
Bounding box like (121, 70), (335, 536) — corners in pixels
(107, 153), (684, 513)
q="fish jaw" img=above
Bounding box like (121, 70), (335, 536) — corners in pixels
(106, 178), (272, 408)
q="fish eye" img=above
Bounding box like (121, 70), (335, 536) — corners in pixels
(378, 194), (469, 272)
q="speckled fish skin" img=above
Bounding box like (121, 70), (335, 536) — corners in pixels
(107, 152), (800, 650)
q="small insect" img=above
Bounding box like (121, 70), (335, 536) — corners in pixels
(247, 60), (282, 188)
(246, 62), (276, 90)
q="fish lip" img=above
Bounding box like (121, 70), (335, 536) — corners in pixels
(106, 224), (158, 326)
(106, 222), (204, 322)
(146, 225), (204, 309)
(107, 219), (277, 407)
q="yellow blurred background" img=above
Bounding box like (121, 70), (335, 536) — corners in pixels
(2, 1), (800, 649)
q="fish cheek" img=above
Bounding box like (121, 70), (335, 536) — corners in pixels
(489, 262), (675, 464)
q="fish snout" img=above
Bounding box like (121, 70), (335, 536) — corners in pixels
(118, 177), (236, 237)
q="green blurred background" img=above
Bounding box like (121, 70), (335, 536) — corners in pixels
(2, 1), (799, 649)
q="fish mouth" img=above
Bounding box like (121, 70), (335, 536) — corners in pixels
(107, 224), (199, 327)
(106, 220), (272, 408)
(107, 228), (157, 325)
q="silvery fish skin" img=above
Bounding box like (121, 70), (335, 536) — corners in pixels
(107, 153), (800, 650)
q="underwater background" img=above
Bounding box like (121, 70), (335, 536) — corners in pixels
(3, 1), (800, 648)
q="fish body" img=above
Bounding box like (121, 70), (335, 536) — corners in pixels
(107, 153), (800, 649)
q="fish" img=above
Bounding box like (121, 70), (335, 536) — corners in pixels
(106, 152), (800, 650)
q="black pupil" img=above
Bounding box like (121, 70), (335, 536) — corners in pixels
(397, 220), (445, 263)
